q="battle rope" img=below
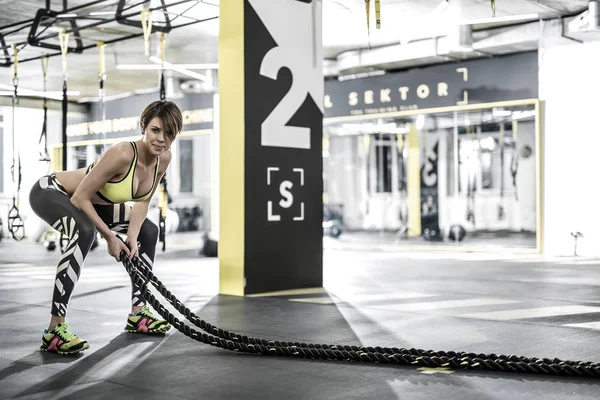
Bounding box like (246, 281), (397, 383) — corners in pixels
(120, 252), (600, 379)
(7, 43), (24, 241)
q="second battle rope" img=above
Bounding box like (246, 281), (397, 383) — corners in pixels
(120, 253), (600, 379)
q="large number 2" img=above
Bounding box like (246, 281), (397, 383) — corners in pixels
(260, 46), (311, 149)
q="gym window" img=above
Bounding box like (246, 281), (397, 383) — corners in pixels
(179, 138), (194, 193)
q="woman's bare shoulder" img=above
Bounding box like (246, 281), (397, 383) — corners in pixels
(101, 142), (135, 163)
(158, 149), (172, 173)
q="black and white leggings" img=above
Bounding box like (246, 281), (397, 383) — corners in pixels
(29, 173), (158, 317)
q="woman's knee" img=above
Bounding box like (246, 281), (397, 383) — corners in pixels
(139, 219), (159, 242)
(76, 220), (97, 248)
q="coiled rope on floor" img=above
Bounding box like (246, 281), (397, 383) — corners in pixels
(120, 253), (600, 379)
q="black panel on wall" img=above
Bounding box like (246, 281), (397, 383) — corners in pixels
(324, 51), (539, 118)
(243, 0), (323, 294)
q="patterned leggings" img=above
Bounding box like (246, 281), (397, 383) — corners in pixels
(29, 173), (158, 317)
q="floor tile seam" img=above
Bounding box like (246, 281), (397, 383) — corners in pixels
(328, 292), (600, 311)
(97, 378), (190, 399)
(323, 305), (600, 331)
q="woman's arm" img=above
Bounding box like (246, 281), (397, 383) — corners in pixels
(70, 143), (134, 258)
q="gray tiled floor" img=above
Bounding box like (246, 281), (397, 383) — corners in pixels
(1, 238), (600, 399)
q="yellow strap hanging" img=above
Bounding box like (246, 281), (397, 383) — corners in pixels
(365, 0), (371, 49)
(41, 55), (49, 82)
(160, 31), (165, 64)
(491, 0), (496, 16)
(365, 1), (381, 48)
(41, 54), (49, 105)
(11, 43), (18, 82)
(98, 41), (105, 76)
(59, 31), (70, 77)
(141, 9), (153, 56)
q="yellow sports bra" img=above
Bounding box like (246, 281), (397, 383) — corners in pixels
(86, 141), (160, 204)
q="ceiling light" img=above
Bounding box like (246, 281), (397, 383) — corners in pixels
(149, 56), (212, 83)
(0, 89), (80, 101)
(432, 0), (449, 15)
(460, 13), (539, 25)
(492, 108), (512, 117)
(117, 63), (218, 70)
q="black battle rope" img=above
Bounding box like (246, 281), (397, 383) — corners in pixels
(120, 252), (600, 379)
(8, 43), (24, 241)
(39, 55), (51, 163)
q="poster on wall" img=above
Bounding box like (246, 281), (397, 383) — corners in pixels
(420, 133), (441, 240)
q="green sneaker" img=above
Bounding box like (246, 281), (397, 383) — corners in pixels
(125, 305), (171, 334)
(40, 323), (90, 355)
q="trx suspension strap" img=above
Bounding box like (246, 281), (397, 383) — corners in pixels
(364, 0), (380, 49)
(141, 8), (153, 57)
(58, 31), (70, 252)
(142, 9), (168, 251)
(39, 55), (51, 163)
(397, 133), (407, 235)
(511, 120), (519, 201)
(497, 123), (505, 221)
(365, 0), (370, 48)
(465, 126), (475, 225)
(157, 30), (169, 252)
(8, 43), (24, 241)
(98, 41), (108, 152)
(60, 30), (69, 171)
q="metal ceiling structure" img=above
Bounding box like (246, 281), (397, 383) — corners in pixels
(0, 0), (219, 101)
(0, 0), (595, 102)
(0, 0), (215, 66)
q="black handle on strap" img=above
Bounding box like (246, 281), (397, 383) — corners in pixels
(7, 203), (24, 241)
(39, 99), (50, 162)
(158, 69), (167, 251)
(8, 154), (24, 241)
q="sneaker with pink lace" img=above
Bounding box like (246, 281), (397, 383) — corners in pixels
(125, 305), (171, 334)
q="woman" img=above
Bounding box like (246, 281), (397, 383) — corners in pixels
(29, 100), (183, 355)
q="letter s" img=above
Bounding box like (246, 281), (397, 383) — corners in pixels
(279, 181), (294, 208)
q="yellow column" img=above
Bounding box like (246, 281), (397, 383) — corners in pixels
(218, 0), (245, 296)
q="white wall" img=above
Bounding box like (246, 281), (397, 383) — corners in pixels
(539, 40), (600, 256)
(325, 135), (364, 229)
(1, 106), (86, 239)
